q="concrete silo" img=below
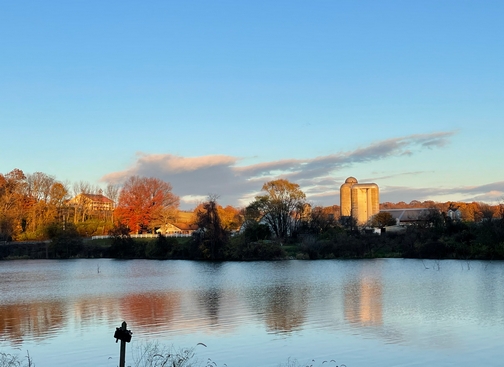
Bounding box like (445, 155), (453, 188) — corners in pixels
(340, 177), (379, 225)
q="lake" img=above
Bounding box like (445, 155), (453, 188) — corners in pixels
(1, 258), (504, 367)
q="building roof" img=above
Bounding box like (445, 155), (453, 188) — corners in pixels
(156, 223), (199, 233)
(172, 223), (198, 231)
(80, 193), (114, 203)
(379, 208), (437, 222)
(345, 176), (358, 184)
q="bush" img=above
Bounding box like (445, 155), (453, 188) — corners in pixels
(108, 223), (137, 259)
(228, 234), (285, 260)
(243, 222), (271, 242)
(46, 222), (83, 259)
(145, 234), (177, 259)
(75, 219), (101, 237)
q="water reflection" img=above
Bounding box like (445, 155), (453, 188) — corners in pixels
(0, 301), (66, 345)
(344, 277), (382, 326)
(1, 259), (504, 367)
(263, 284), (308, 333)
(120, 292), (181, 331)
(197, 288), (221, 325)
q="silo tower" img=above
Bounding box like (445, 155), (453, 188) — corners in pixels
(340, 177), (379, 225)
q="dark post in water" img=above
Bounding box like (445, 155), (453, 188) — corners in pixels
(114, 321), (133, 367)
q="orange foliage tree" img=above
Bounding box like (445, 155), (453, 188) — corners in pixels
(193, 203), (243, 231)
(115, 176), (179, 233)
(0, 169), (28, 239)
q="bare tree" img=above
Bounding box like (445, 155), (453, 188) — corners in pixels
(71, 181), (97, 223)
(104, 183), (120, 223)
(104, 183), (119, 207)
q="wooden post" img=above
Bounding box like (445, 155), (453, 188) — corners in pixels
(119, 321), (127, 367)
(114, 320), (132, 367)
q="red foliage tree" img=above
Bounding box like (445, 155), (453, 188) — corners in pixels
(115, 176), (179, 233)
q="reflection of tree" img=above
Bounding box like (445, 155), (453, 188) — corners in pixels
(0, 292), (184, 345)
(120, 292), (181, 331)
(0, 301), (66, 345)
(72, 297), (120, 326)
(344, 278), (382, 326)
(197, 289), (221, 325)
(248, 285), (308, 333)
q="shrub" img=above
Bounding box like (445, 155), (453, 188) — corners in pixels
(145, 234), (177, 259)
(108, 223), (136, 259)
(46, 222), (83, 259)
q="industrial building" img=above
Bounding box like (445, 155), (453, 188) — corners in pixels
(340, 177), (380, 224)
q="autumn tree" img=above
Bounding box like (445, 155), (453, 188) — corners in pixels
(25, 172), (59, 233)
(194, 203), (243, 231)
(0, 169), (28, 239)
(115, 176), (179, 233)
(0, 169), (73, 240)
(246, 179), (306, 241)
(193, 196), (228, 260)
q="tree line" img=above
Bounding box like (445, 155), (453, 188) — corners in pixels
(0, 169), (120, 241)
(1, 167), (504, 261)
(0, 168), (243, 243)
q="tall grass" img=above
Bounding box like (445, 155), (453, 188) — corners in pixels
(0, 351), (34, 367)
(130, 341), (208, 367)
(2, 344), (345, 367)
(129, 342), (345, 367)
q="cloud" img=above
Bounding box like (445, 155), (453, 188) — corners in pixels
(101, 131), (458, 209)
(102, 153), (257, 208)
(105, 153), (237, 178)
(380, 181), (504, 205)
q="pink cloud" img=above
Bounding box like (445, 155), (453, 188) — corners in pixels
(100, 131), (462, 208)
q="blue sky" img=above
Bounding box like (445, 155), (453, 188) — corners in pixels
(1, 1), (503, 209)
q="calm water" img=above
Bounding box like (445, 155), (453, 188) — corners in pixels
(1, 259), (504, 367)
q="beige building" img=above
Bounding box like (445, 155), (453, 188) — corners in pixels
(156, 222), (198, 236)
(68, 193), (114, 211)
(340, 177), (379, 225)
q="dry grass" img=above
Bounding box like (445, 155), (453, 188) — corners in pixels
(0, 351), (34, 367)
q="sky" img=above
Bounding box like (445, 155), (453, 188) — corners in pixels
(1, 1), (503, 209)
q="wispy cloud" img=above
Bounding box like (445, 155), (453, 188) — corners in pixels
(102, 131), (463, 208)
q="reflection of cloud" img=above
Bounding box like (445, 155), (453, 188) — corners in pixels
(101, 131), (457, 208)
